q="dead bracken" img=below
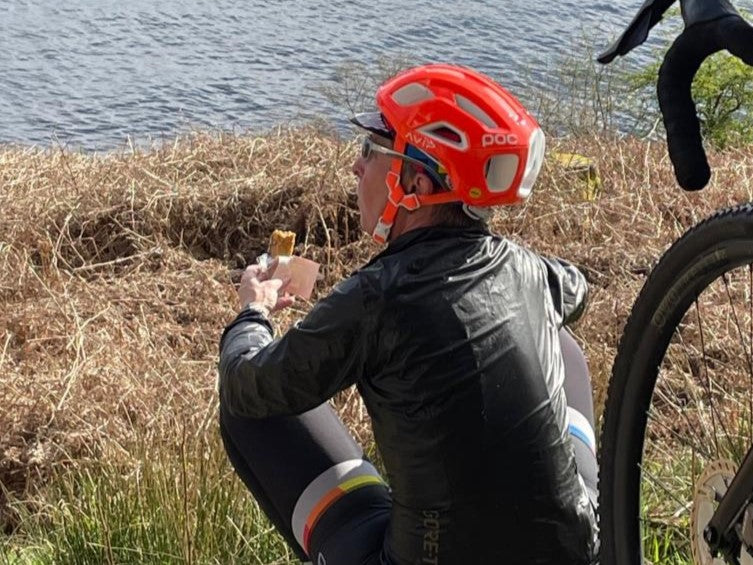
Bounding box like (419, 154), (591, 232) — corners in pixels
(2, 125), (753, 530)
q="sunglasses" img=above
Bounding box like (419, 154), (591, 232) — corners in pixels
(360, 137), (450, 191)
(360, 136), (401, 160)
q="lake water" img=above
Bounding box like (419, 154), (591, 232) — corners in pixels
(2, 0), (750, 151)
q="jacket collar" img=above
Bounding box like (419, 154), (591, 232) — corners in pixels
(365, 224), (491, 266)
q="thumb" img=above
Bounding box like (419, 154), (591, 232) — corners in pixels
(267, 278), (285, 291)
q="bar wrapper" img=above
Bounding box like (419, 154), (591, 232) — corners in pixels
(270, 255), (320, 300)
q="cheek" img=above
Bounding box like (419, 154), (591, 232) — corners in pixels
(355, 177), (369, 209)
(367, 176), (388, 211)
(357, 168), (389, 231)
(356, 184), (367, 221)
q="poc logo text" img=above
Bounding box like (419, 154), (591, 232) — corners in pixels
(481, 133), (519, 147)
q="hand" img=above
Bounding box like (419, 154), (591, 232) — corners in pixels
(238, 262), (295, 314)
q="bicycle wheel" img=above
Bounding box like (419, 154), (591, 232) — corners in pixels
(599, 203), (753, 565)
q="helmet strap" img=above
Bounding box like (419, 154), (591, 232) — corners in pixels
(370, 136), (463, 243)
(371, 137), (420, 244)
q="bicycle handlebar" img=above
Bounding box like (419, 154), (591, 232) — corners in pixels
(599, 0), (753, 191)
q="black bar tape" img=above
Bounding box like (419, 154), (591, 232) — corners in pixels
(597, 0), (676, 64)
(657, 24), (717, 190)
(658, 15), (753, 190)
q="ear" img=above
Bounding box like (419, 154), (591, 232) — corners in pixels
(410, 171), (435, 196)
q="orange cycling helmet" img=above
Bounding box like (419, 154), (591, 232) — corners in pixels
(352, 63), (545, 243)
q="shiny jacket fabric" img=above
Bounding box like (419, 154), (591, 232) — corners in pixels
(219, 225), (598, 564)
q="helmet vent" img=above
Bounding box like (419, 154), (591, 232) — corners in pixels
(485, 155), (518, 193)
(428, 126), (461, 143)
(392, 83), (434, 106)
(419, 122), (468, 150)
(455, 94), (497, 128)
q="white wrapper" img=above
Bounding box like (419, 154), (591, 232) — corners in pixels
(270, 255), (320, 300)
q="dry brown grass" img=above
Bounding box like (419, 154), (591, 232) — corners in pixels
(1, 126), (752, 531)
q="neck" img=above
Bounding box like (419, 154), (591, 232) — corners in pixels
(388, 206), (438, 241)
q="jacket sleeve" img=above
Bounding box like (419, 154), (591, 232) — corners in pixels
(539, 256), (589, 327)
(218, 275), (368, 419)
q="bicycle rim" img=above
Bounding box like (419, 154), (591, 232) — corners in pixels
(600, 204), (753, 565)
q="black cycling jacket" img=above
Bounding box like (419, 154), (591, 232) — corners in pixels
(219, 225), (598, 564)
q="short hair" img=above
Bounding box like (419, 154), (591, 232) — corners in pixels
(400, 161), (485, 229)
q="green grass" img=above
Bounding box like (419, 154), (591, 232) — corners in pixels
(640, 455), (695, 564)
(643, 523), (693, 565)
(637, 427), (753, 564)
(0, 431), (297, 565)
(1, 428), (700, 565)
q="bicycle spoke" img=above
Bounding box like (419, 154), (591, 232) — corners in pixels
(647, 387), (714, 460)
(601, 207), (753, 564)
(670, 330), (718, 453)
(640, 465), (697, 514)
(722, 272), (753, 385)
(694, 296), (738, 460)
(642, 271), (753, 559)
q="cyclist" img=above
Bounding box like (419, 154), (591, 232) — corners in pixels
(218, 63), (599, 564)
